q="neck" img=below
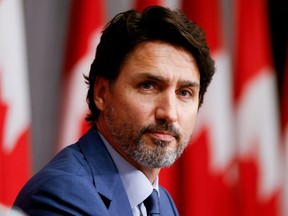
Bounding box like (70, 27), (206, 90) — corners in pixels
(139, 167), (161, 184)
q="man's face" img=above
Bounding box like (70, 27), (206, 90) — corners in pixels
(96, 41), (200, 169)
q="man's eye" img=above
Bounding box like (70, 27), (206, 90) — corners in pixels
(140, 82), (154, 90)
(178, 89), (192, 97)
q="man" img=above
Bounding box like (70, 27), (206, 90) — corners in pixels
(13, 6), (215, 216)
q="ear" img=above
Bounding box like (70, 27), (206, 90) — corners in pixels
(93, 77), (110, 111)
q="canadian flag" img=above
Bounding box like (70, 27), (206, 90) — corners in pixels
(282, 48), (288, 216)
(234, 0), (282, 215)
(0, 0), (31, 207)
(135, 0), (180, 12)
(135, 0), (162, 11)
(58, 0), (106, 150)
(178, 0), (236, 215)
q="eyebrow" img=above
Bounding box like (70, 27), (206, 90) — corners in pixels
(142, 73), (200, 88)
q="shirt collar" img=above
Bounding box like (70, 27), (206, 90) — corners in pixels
(98, 131), (159, 208)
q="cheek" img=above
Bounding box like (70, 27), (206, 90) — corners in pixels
(129, 103), (153, 124)
(113, 95), (153, 123)
(180, 106), (199, 131)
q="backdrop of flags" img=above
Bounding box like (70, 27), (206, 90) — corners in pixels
(234, 0), (282, 215)
(282, 47), (288, 216)
(0, 0), (31, 207)
(58, 0), (106, 150)
(1, 0), (286, 215)
(179, 0), (237, 215)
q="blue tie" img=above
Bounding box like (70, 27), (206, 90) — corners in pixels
(144, 189), (160, 215)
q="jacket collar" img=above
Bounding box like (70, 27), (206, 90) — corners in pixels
(78, 126), (133, 216)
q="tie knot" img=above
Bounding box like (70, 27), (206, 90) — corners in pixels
(144, 189), (160, 215)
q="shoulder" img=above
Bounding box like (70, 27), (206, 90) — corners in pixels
(13, 128), (126, 215)
(13, 144), (108, 215)
(32, 143), (92, 182)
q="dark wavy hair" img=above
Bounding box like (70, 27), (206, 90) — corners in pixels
(85, 6), (215, 124)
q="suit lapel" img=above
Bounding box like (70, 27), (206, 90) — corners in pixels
(78, 127), (133, 216)
(159, 187), (179, 216)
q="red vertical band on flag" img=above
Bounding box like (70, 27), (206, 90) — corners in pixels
(180, 0), (237, 215)
(181, 0), (222, 52)
(0, 0), (31, 206)
(282, 45), (288, 216)
(234, 0), (281, 215)
(234, 0), (273, 102)
(58, 0), (106, 150)
(63, 0), (105, 77)
(135, 0), (163, 11)
(281, 48), (288, 137)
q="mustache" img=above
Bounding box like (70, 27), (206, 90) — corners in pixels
(141, 122), (181, 141)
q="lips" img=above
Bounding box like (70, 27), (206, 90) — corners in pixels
(148, 130), (176, 142)
(141, 123), (181, 142)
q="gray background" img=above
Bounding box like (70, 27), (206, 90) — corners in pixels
(24, 0), (134, 172)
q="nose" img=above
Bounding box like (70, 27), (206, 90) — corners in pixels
(155, 91), (177, 123)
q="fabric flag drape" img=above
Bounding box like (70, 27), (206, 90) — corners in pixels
(282, 48), (288, 216)
(0, 0), (31, 207)
(234, 0), (282, 215)
(135, 0), (163, 11)
(58, 0), (105, 150)
(178, 0), (237, 215)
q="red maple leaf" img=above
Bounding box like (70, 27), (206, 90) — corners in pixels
(0, 73), (32, 207)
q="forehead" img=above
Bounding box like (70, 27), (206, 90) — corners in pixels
(119, 41), (200, 83)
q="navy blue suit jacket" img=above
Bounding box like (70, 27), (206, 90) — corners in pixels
(14, 127), (179, 216)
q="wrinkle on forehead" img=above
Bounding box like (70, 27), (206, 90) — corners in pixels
(118, 41), (200, 87)
(131, 41), (197, 65)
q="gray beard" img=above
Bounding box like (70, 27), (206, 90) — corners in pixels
(104, 106), (190, 168)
